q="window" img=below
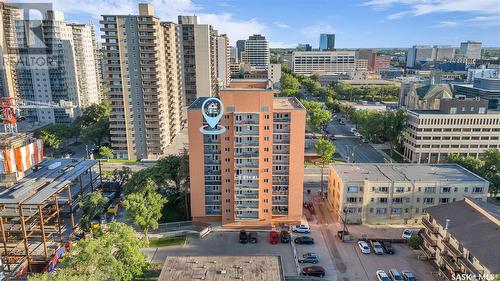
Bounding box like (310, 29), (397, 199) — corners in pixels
(347, 186), (359, 193)
(441, 187), (451, 193)
(392, 208), (402, 214)
(464, 187), (468, 193)
(439, 198), (449, 204)
(377, 186), (388, 193)
(472, 187), (484, 194)
(392, 198), (403, 204)
(424, 187), (436, 193)
(395, 187), (404, 193)
(378, 198), (388, 203)
(376, 208), (386, 214)
(423, 198), (434, 204)
(347, 197), (357, 203)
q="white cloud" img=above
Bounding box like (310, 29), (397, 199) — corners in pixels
(437, 21), (458, 27)
(466, 15), (500, 26)
(300, 23), (335, 40)
(198, 13), (266, 43)
(273, 21), (289, 28)
(387, 11), (409, 19)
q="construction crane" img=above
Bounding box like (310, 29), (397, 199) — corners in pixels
(0, 97), (76, 133)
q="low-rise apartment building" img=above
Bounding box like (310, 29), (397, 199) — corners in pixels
(188, 80), (306, 227)
(403, 98), (500, 164)
(420, 198), (499, 281)
(327, 163), (489, 225)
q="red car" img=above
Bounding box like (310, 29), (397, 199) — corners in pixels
(270, 230), (279, 244)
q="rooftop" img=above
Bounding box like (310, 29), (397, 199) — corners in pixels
(158, 256), (284, 281)
(426, 198), (500, 273)
(0, 158), (98, 205)
(273, 97), (306, 110)
(409, 109), (500, 115)
(330, 163), (488, 183)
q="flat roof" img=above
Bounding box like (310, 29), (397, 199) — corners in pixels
(0, 158), (98, 205)
(409, 109), (500, 115)
(188, 97), (305, 110)
(330, 163), (488, 183)
(427, 198), (500, 273)
(158, 256), (284, 281)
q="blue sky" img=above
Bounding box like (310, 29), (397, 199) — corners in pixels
(30, 0), (500, 48)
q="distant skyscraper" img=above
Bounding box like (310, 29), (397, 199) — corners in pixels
(459, 41), (482, 59)
(241, 34), (269, 70)
(236, 39), (246, 62)
(215, 34), (231, 88)
(406, 45), (434, 68)
(229, 46), (238, 63)
(434, 45), (454, 61)
(319, 34), (335, 51)
(296, 44), (312, 51)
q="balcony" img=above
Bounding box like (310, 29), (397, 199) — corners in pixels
(273, 137), (290, 144)
(458, 257), (482, 276)
(204, 148), (221, 154)
(273, 117), (290, 123)
(273, 169), (289, 175)
(235, 152), (259, 158)
(422, 217), (439, 234)
(273, 148), (289, 154)
(204, 169), (221, 176)
(204, 158), (221, 165)
(419, 244), (436, 260)
(443, 240), (463, 259)
(235, 119), (259, 125)
(419, 231), (437, 247)
(442, 255), (461, 273)
(236, 129), (259, 136)
(235, 161), (258, 168)
(235, 141), (259, 147)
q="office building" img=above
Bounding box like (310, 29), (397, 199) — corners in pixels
(215, 33), (230, 88)
(454, 78), (500, 110)
(403, 97), (500, 164)
(68, 24), (101, 108)
(0, 0), (20, 98)
(229, 46), (238, 63)
(319, 33), (335, 51)
(101, 4), (184, 160)
(327, 163), (489, 225)
(296, 43), (312, 52)
(434, 45), (455, 61)
(420, 198), (499, 281)
(399, 82), (454, 110)
(466, 67), (499, 83)
(188, 80), (306, 226)
(236, 39), (246, 62)
(178, 15), (218, 105)
(459, 40), (482, 59)
(241, 34), (269, 71)
(407, 45), (455, 68)
(292, 51), (356, 74)
(369, 54), (390, 72)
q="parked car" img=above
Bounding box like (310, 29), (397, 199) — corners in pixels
(302, 266), (325, 277)
(362, 138), (368, 143)
(381, 241), (395, 254)
(340, 121), (345, 125)
(280, 231), (290, 243)
(389, 269), (404, 281)
(330, 135), (337, 141)
(239, 230), (248, 243)
(357, 241), (371, 254)
(249, 232), (258, 243)
(270, 230), (280, 244)
(376, 270), (391, 281)
(370, 240), (384, 255)
(292, 224), (310, 233)
(302, 252), (319, 259)
(298, 255), (319, 264)
(294, 236), (314, 245)
(350, 128), (357, 133)
(402, 229), (413, 239)
(401, 270), (416, 281)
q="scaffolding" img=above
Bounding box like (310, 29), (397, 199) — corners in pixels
(0, 158), (101, 275)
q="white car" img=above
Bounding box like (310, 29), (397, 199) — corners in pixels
(402, 229), (413, 239)
(292, 224), (310, 233)
(357, 241), (371, 254)
(350, 128), (357, 133)
(376, 270), (391, 281)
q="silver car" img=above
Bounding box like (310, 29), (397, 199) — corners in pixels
(370, 240), (384, 255)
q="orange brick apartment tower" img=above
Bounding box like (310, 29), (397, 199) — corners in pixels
(188, 80), (306, 227)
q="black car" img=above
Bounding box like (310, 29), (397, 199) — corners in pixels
(294, 236), (314, 245)
(280, 230), (290, 243)
(302, 266), (325, 277)
(239, 230), (248, 243)
(249, 232), (258, 243)
(381, 241), (395, 254)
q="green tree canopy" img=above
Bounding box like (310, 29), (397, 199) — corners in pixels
(79, 191), (109, 232)
(96, 146), (113, 159)
(315, 138), (336, 197)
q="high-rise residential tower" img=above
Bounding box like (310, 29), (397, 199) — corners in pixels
(215, 33), (230, 88)
(459, 40), (482, 59)
(0, 0), (20, 98)
(241, 34), (269, 71)
(188, 80), (306, 226)
(236, 39), (245, 61)
(319, 33), (335, 51)
(101, 4), (184, 160)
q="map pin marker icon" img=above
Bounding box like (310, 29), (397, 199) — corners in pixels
(202, 97), (224, 129)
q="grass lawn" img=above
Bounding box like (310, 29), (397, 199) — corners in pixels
(134, 263), (163, 281)
(103, 159), (139, 163)
(382, 149), (405, 163)
(148, 236), (186, 247)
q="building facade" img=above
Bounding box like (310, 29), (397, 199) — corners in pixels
(369, 54), (390, 72)
(188, 80), (305, 227)
(215, 34), (230, 88)
(399, 82), (454, 110)
(101, 4), (184, 160)
(459, 41), (482, 59)
(319, 33), (335, 51)
(420, 198), (499, 281)
(407, 45), (455, 68)
(454, 78), (500, 110)
(292, 51), (356, 75)
(268, 63), (282, 86)
(327, 163), (489, 225)
(241, 34), (269, 71)
(0, 0), (20, 98)
(236, 39), (245, 62)
(403, 98), (500, 164)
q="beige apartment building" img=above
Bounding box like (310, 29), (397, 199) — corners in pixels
(404, 98), (500, 164)
(420, 198), (499, 281)
(101, 4), (184, 160)
(188, 80), (306, 227)
(0, 0), (19, 98)
(328, 163), (489, 225)
(292, 51), (356, 75)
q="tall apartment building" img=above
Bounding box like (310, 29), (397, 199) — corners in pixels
(178, 15), (218, 105)
(68, 24), (101, 107)
(420, 198), (499, 280)
(236, 39), (245, 62)
(101, 4), (184, 160)
(292, 51), (356, 74)
(229, 46), (238, 63)
(434, 45), (454, 61)
(327, 163), (489, 225)
(319, 33), (335, 51)
(0, 0), (20, 98)
(407, 45), (455, 67)
(188, 80), (306, 226)
(215, 33), (230, 88)
(15, 11), (82, 123)
(241, 34), (269, 71)
(459, 40), (482, 59)
(403, 98), (500, 164)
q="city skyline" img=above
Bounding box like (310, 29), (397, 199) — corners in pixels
(41, 0), (500, 48)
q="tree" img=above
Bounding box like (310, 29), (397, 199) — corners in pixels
(96, 146), (113, 159)
(383, 109), (408, 157)
(112, 166), (133, 194)
(78, 100), (111, 146)
(280, 73), (301, 97)
(157, 151), (190, 219)
(315, 138), (335, 199)
(40, 130), (63, 152)
(408, 236), (423, 250)
(301, 100), (332, 134)
(79, 191), (109, 232)
(80, 119), (109, 146)
(123, 179), (167, 244)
